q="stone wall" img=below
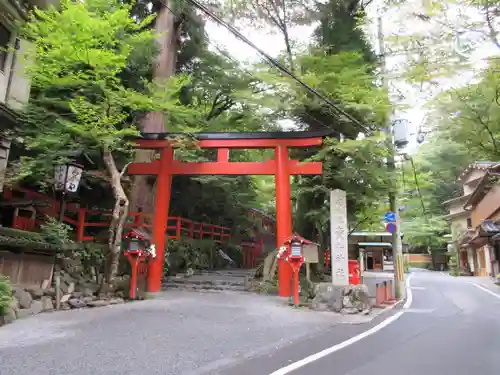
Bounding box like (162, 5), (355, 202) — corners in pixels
(1, 256), (131, 325)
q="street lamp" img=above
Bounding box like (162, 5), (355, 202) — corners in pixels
(54, 161), (83, 222)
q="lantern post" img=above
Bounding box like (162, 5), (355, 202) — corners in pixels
(54, 161), (83, 222)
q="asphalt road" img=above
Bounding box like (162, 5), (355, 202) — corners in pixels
(216, 270), (500, 375)
(2, 271), (499, 375)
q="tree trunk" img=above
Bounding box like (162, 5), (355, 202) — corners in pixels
(102, 146), (129, 288)
(129, 1), (181, 215)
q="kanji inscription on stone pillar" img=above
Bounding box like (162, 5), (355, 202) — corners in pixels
(330, 189), (348, 285)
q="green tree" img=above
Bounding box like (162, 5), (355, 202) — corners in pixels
(15, 0), (197, 286)
(289, 0), (391, 245)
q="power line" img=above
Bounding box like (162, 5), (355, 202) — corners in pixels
(159, 1), (342, 136)
(408, 156), (428, 222)
(182, 0), (371, 134)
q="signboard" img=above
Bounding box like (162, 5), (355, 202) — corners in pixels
(386, 222), (397, 233)
(383, 211), (396, 223)
(330, 189), (348, 286)
(303, 244), (319, 264)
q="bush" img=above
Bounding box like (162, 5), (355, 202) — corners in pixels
(0, 277), (12, 316)
(40, 216), (74, 245)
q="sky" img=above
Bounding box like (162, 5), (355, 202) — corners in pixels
(204, 0), (498, 153)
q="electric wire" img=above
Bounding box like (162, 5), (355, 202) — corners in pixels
(181, 0), (371, 133)
(158, 1), (342, 136)
(408, 156), (428, 222)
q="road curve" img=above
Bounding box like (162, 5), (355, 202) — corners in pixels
(217, 271), (500, 375)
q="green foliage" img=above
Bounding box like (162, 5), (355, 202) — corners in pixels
(70, 242), (107, 276)
(285, 1), (392, 245)
(14, 0), (198, 181)
(40, 216), (74, 246)
(428, 63), (500, 160)
(0, 277), (12, 316)
(252, 279), (279, 295)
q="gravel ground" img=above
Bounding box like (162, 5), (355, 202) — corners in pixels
(0, 291), (355, 375)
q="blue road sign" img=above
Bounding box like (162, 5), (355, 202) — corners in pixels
(383, 211), (396, 223)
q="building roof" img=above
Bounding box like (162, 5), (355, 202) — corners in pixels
(461, 220), (500, 248)
(458, 161), (500, 182)
(139, 129), (334, 141)
(463, 164), (500, 210)
(443, 193), (472, 206)
(357, 242), (392, 247)
(350, 232), (392, 237)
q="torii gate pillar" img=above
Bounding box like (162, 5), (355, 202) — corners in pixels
(275, 145), (293, 295)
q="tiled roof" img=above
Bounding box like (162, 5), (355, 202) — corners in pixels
(458, 161), (500, 181)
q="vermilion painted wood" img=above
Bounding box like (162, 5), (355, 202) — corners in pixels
(135, 137), (323, 149)
(217, 148), (230, 162)
(149, 147), (173, 293)
(275, 146), (294, 297)
(128, 160), (322, 175)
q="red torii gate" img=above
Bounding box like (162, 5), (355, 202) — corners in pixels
(128, 131), (326, 297)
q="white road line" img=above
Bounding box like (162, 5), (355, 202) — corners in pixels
(410, 286), (426, 290)
(268, 274), (414, 375)
(403, 273), (413, 309)
(472, 283), (500, 300)
(404, 308), (434, 314)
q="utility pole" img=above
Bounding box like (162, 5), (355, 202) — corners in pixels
(377, 10), (406, 299)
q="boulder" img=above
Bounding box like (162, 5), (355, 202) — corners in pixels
(82, 286), (97, 297)
(61, 303), (71, 311)
(26, 286), (44, 299)
(87, 300), (110, 308)
(60, 294), (71, 303)
(41, 296), (54, 312)
(9, 296), (20, 313)
(61, 281), (75, 294)
(310, 283), (371, 314)
(68, 298), (86, 309)
(344, 284), (371, 312)
(43, 288), (57, 298)
(16, 309), (32, 319)
(311, 283), (344, 312)
(14, 289), (32, 309)
(82, 296), (95, 304)
(61, 271), (76, 284)
(29, 300), (44, 315)
(71, 291), (83, 299)
(3, 307), (17, 324)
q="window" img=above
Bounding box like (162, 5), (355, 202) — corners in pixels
(0, 22), (12, 72)
(467, 217), (472, 229)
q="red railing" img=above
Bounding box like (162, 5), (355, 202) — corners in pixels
(4, 188), (231, 243)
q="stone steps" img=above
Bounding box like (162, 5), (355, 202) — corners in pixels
(162, 269), (254, 292)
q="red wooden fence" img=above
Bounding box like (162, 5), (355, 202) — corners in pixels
(4, 188), (231, 243)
